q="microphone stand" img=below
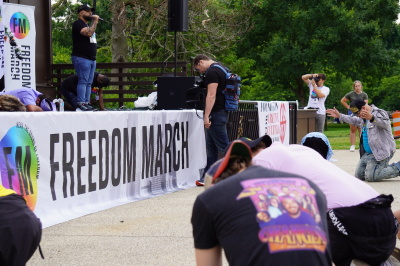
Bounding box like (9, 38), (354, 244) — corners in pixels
(174, 30), (177, 77)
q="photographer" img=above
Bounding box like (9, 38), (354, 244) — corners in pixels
(193, 54), (230, 186)
(302, 73), (330, 132)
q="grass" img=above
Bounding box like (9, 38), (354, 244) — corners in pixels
(324, 122), (400, 150)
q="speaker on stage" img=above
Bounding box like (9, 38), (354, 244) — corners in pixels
(168, 0), (188, 32)
(157, 76), (196, 110)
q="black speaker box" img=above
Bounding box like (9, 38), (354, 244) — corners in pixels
(157, 76), (196, 110)
(168, 0), (188, 32)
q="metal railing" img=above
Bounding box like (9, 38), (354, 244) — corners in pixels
(227, 101), (298, 144)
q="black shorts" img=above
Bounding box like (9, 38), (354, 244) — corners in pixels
(327, 194), (399, 266)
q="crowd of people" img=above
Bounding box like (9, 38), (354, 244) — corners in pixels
(192, 59), (400, 265)
(2, 11), (400, 263)
(193, 132), (400, 265)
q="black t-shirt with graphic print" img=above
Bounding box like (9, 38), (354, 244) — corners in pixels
(191, 165), (332, 266)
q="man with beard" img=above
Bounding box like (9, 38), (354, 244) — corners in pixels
(71, 4), (100, 111)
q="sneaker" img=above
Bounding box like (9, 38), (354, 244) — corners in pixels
(350, 145), (355, 152)
(76, 103), (93, 111)
(87, 104), (98, 111)
(196, 180), (204, 186)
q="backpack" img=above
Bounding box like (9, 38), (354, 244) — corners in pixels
(210, 64), (241, 111)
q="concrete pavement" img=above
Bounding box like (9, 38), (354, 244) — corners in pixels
(27, 149), (400, 266)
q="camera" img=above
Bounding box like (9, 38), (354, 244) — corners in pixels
(195, 75), (206, 89)
(309, 76), (320, 83)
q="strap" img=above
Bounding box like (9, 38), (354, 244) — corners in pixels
(208, 64), (229, 74)
(39, 244), (45, 259)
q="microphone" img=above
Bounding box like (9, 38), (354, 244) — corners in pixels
(92, 14), (107, 22)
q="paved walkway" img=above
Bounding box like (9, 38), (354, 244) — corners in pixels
(27, 150), (400, 266)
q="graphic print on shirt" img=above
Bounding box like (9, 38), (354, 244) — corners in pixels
(311, 90), (318, 99)
(237, 177), (328, 253)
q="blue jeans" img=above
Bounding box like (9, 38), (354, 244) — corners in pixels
(202, 110), (229, 181)
(71, 56), (96, 104)
(62, 87), (78, 109)
(355, 152), (400, 181)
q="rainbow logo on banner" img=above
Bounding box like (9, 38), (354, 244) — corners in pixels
(9, 11), (30, 39)
(0, 125), (39, 210)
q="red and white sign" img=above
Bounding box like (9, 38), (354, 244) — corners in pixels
(257, 101), (290, 145)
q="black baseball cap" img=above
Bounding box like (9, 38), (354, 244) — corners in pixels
(77, 4), (95, 13)
(349, 99), (366, 115)
(238, 135), (272, 149)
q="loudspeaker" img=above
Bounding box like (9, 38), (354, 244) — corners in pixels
(168, 0), (188, 32)
(157, 76), (196, 110)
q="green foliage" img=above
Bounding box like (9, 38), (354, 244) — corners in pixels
(369, 74), (400, 111)
(237, 0), (400, 105)
(50, 0), (400, 111)
(52, 43), (71, 64)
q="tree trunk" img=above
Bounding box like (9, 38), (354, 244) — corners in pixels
(111, 0), (129, 63)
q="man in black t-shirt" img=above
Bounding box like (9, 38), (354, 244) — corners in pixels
(71, 4), (100, 111)
(193, 54), (230, 186)
(61, 72), (110, 110)
(191, 140), (332, 265)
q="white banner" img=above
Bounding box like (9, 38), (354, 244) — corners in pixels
(0, 110), (206, 228)
(0, 0), (4, 80)
(257, 101), (290, 144)
(3, 3), (36, 91)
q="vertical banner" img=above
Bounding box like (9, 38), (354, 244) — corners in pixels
(0, 0), (4, 80)
(257, 101), (290, 145)
(3, 3), (36, 91)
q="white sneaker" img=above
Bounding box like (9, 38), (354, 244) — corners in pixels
(350, 145), (355, 152)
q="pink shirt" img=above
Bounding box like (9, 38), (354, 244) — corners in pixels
(253, 142), (379, 209)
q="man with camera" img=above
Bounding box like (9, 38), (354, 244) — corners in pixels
(302, 73), (330, 132)
(193, 54), (230, 186)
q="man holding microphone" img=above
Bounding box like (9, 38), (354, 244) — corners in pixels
(71, 4), (100, 111)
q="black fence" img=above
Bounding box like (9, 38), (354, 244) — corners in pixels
(51, 62), (188, 107)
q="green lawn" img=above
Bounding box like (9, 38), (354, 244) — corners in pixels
(324, 122), (400, 150)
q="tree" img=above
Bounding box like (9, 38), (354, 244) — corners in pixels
(237, 0), (400, 105)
